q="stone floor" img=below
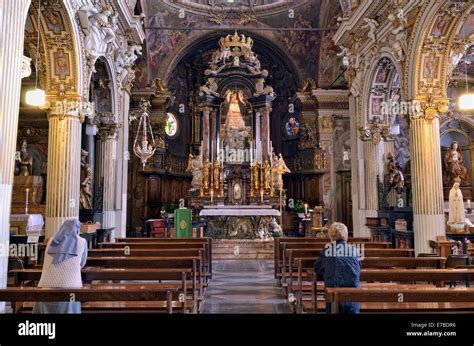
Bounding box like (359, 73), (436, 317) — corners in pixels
(202, 260), (291, 313)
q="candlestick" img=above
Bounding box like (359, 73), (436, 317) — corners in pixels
(25, 188), (29, 214)
(304, 203), (308, 215)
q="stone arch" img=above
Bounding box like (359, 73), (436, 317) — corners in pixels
(161, 30), (303, 88)
(405, 1), (473, 101)
(360, 55), (401, 129)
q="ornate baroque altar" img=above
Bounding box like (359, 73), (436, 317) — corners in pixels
(187, 32), (289, 239)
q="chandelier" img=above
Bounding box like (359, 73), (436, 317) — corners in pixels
(131, 98), (156, 169)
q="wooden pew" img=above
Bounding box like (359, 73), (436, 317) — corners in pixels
(307, 268), (474, 313)
(291, 257), (447, 312)
(11, 267), (200, 313)
(0, 285), (181, 314)
(280, 247), (414, 286)
(325, 287), (474, 314)
(275, 240), (395, 279)
(98, 242), (212, 279)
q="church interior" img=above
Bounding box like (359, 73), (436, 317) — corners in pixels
(2, 0), (474, 328)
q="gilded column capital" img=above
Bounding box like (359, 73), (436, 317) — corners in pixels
(359, 123), (393, 143)
(43, 96), (92, 123)
(409, 95), (449, 123)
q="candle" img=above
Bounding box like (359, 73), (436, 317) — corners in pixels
(304, 203), (308, 215)
(25, 188), (29, 214)
(468, 200), (471, 208)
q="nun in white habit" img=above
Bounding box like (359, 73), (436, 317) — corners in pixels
(33, 219), (88, 313)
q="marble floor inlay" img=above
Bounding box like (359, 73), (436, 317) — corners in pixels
(202, 260), (291, 313)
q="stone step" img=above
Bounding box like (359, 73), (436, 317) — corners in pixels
(212, 253), (274, 260)
(211, 240), (275, 259)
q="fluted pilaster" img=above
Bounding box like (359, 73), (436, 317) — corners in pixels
(0, 0), (32, 310)
(45, 100), (83, 239)
(96, 124), (119, 238)
(410, 116), (445, 254)
(363, 141), (379, 211)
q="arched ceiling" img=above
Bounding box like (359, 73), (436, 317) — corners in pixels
(142, 0), (344, 89)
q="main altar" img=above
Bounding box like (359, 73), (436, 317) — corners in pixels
(187, 32), (289, 239)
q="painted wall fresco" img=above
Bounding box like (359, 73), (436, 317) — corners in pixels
(144, 0), (330, 85)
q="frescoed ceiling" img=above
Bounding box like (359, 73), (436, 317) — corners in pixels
(142, 0), (344, 89)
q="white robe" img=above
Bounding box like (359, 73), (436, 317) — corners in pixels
(448, 186), (465, 224)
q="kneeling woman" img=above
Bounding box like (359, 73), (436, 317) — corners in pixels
(33, 219), (88, 313)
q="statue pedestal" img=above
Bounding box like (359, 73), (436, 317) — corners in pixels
(11, 176), (45, 215)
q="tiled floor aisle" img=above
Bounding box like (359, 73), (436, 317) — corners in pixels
(202, 260), (291, 313)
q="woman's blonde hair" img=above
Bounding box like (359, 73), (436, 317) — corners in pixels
(328, 222), (348, 241)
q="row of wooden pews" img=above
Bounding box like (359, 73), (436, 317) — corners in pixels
(4, 237), (212, 314)
(276, 237), (474, 314)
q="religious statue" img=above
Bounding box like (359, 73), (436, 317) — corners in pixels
(199, 77), (220, 97)
(386, 156), (405, 192)
(77, 4), (116, 66)
(444, 141), (469, 186)
(223, 90), (247, 130)
(361, 17), (379, 44)
(80, 149), (93, 210)
(186, 148), (203, 191)
(272, 154), (291, 190)
(448, 179), (466, 231)
(15, 139), (33, 176)
(254, 78), (275, 97)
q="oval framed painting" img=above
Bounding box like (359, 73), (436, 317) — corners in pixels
(284, 116), (301, 137)
(164, 112), (178, 137)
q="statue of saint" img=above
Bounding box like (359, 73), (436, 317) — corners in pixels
(80, 149), (93, 210)
(15, 139), (33, 176)
(273, 154), (291, 190)
(448, 179), (466, 228)
(186, 148), (203, 191)
(223, 90), (247, 130)
(444, 141), (469, 186)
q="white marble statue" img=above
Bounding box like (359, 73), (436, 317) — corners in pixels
(199, 78), (220, 97)
(254, 78), (275, 97)
(77, 4), (116, 66)
(361, 18), (379, 44)
(186, 148), (203, 190)
(448, 180), (466, 229)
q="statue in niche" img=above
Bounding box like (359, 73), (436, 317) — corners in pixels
(444, 141), (469, 186)
(223, 90), (247, 130)
(80, 149), (93, 210)
(272, 154), (291, 191)
(15, 139), (33, 176)
(448, 178), (466, 230)
(186, 148), (203, 191)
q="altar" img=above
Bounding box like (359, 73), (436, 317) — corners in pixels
(200, 205), (281, 239)
(187, 32), (290, 239)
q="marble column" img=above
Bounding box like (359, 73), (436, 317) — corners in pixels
(0, 0), (32, 311)
(202, 107), (210, 162)
(45, 98), (84, 238)
(260, 108), (271, 162)
(255, 110), (261, 162)
(410, 112), (445, 254)
(363, 140), (379, 211)
(96, 124), (120, 239)
(116, 90), (131, 239)
(211, 110), (216, 162)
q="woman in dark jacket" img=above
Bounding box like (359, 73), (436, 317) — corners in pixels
(315, 222), (361, 314)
